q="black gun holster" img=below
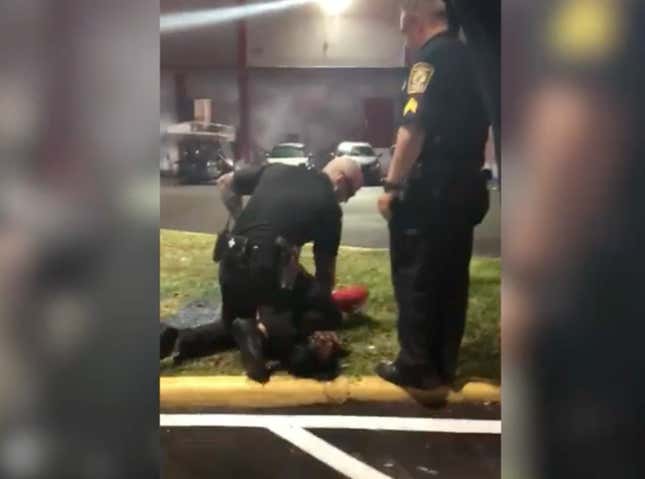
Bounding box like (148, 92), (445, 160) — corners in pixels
(213, 229), (250, 264)
(216, 232), (299, 293)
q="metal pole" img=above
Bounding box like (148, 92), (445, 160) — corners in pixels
(237, 0), (250, 163)
(175, 72), (189, 122)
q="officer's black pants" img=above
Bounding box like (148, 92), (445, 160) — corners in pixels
(219, 264), (342, 359)
(389, 216), (474, 382)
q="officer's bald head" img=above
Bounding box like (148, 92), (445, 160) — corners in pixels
(401, 0), (448, 19)
(323, 157), (364, 203)
(400, 0), (449, 49)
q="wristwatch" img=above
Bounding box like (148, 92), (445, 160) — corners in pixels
(383, 181), (404, 193)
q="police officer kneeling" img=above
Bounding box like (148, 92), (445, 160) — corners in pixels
(214, 157), (364, 382)
(376, 0), (490, 389)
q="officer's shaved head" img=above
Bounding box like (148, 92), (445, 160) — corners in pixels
(400, 0), (448, 49)
(323, 156), (364, 203)
(401, 0), (447, 19)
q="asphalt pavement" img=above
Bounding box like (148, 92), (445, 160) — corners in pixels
(160, 178), (500, 256)
(161, 403), (501, 479)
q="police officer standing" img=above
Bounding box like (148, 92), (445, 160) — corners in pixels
(376, 0), (490, 389)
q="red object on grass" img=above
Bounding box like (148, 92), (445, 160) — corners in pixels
(332, 285), (369, 313)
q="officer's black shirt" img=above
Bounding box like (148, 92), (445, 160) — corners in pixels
(231, 164), (342, 259)
(399, 31), (489, 182)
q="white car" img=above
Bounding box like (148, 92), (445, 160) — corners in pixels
(265, 143), (313, 167)
(334, 141), (383, 185)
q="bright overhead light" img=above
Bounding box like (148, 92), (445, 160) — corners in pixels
(317, 0), (352, 16)
(161, 0), (313, 33)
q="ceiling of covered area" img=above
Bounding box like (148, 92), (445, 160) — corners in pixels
(161, 0), (239, 68)
(161, 0), (403, 69)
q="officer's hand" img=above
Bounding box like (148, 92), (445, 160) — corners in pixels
(377, 192), (395, 221)
(216, 172), (234, 191)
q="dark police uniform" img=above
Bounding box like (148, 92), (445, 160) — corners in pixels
(214, 163), (343, 379)
(390, 31), (490, 385)
(220, 163), (342, 326)
(445, 0), (501, 170)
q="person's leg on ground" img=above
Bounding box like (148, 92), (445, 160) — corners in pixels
(173, 314), (236, 362)
(160, 323), (179, 359)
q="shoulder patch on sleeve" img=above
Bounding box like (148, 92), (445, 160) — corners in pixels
(407, 62), (435, 95)
(403, 97), (419, 116)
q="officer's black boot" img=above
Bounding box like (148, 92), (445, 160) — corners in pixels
(375, 361), (444, 390)
(232, 318), (270, 384)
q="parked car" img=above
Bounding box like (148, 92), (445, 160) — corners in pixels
(166, 122), (236, 184)
(333, 141), (383, 186)
(265, 143), (314, 168)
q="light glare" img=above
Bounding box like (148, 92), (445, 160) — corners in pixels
(318, 0), (352, 16)
(161, 0), (314, 33)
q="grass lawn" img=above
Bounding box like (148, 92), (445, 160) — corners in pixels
(160, 229), (500, 382)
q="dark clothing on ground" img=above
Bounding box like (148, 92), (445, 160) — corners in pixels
(171, 269), (342, 378)
(160, 323), (179, 360)
(392, 31), (490, 382)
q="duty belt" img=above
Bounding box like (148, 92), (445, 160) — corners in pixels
(215, 232), (300, 291)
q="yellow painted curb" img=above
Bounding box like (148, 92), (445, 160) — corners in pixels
(160, 376), (500, 410)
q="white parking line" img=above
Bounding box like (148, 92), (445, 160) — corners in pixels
(160, 414), (501, 434)
(161, 414), (500, 479)
(268, 425), (392, 479)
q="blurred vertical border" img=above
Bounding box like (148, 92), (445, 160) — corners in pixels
(503, 0), (645, 478)
(0, 1), (159, 478)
